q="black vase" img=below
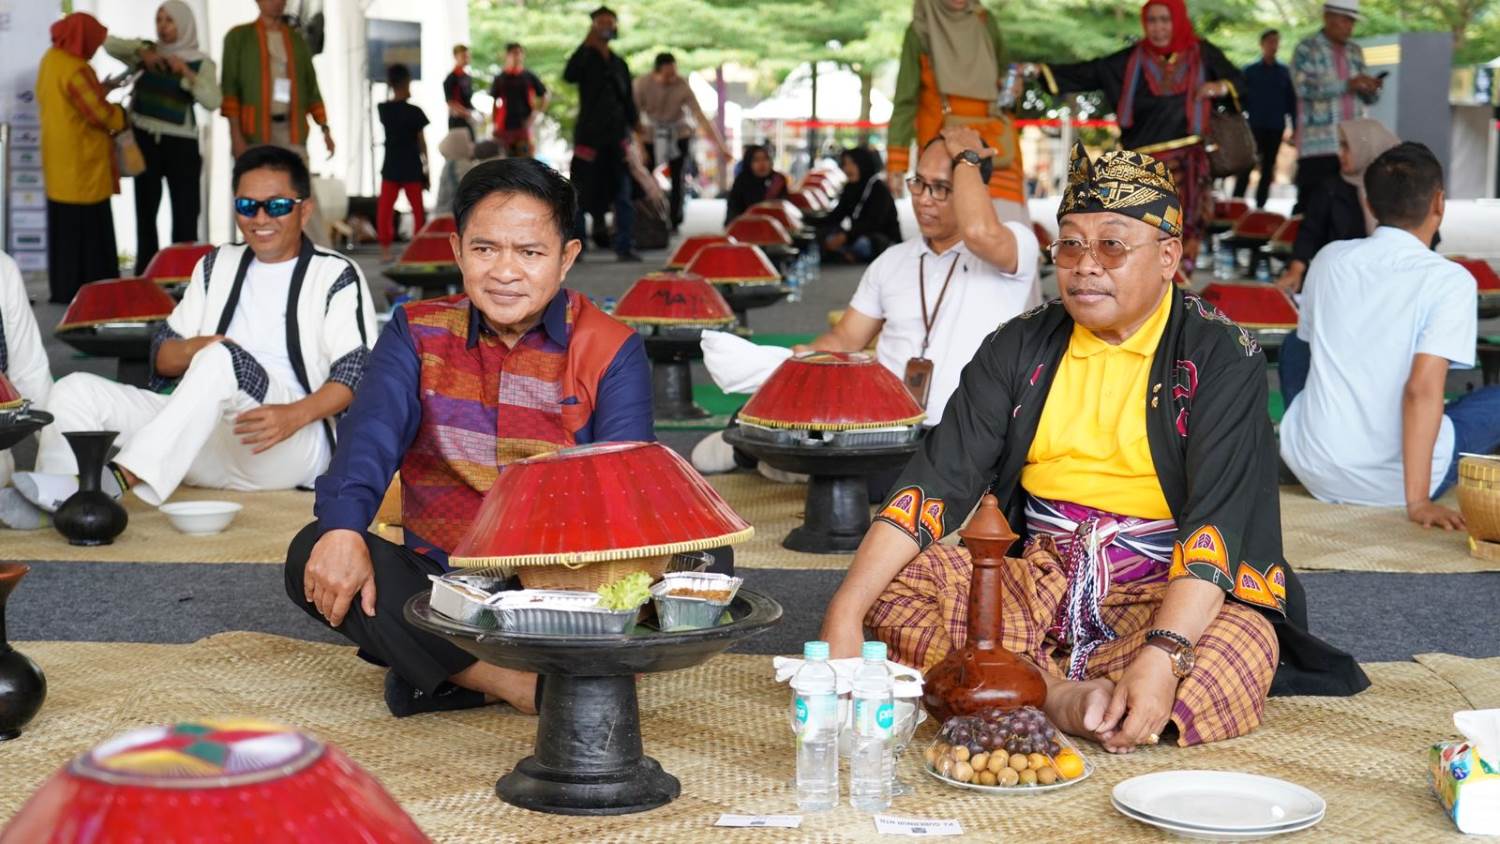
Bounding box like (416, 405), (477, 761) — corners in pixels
(53, 430), (128, 547)
(0, 563), (46, 741)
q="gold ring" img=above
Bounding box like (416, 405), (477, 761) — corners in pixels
(1147, 733), (1160, 745)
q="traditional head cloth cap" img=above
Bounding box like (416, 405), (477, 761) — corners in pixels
(1057, 141), (1183, 237)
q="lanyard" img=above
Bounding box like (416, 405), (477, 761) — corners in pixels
(918, 250), (962, 358)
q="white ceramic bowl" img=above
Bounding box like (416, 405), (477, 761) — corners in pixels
(158, 501), (243, 535)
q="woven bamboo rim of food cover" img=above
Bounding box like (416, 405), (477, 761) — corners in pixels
(0, 398), (23, 411)
(56, 316), (166, 331)
(617, 313), (736, 327)
(449, 527), (754, 569)
(735, 413), (927, 432)
(1460, 455), (1500, 482)
(1469, 536), (1500, 562)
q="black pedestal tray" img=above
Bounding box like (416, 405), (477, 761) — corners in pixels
(643, 329), (710, 420)
(0, 411), (52, 452)
(715, 283), (790, 332)
(54, 326), (154, 387)
(723, 427), (923, 554)
(405, 588), (782, 816)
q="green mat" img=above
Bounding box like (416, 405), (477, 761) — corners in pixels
(652, 333), (814, 431)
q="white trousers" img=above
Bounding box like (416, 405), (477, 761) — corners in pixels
(36, 342), (328, 505)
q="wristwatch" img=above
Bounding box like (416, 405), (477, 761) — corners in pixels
(1145, 629), (1196, 679)
(952, 149), (983, 170)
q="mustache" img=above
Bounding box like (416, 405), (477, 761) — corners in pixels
(1065, 285), (1115, 297)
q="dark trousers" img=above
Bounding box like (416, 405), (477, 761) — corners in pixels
(285, 522), (476, 695)
(645, 137), (690, 229)
(1232, 128), (1284, 209)
(46, 198), (117, 304)
(1293, 154), (1341, 215)
(132, 128), (202, 275)
(1278, 329), (1311, 409)
(571, 154), (634, 256)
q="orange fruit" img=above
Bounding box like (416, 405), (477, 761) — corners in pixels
(1054, 749), (1085, 779)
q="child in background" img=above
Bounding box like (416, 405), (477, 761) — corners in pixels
(376, 63), (429, 261)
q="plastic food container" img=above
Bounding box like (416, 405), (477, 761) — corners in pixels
(428, 575), (505, 628)
(486, 590), (640, 636)
(650, 572), (742, 631)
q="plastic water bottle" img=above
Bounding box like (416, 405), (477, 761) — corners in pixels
(1216, 244), (1235, 281)
(791, 641), (839, 812)
(1255, 257), (1272, 283)
(849, 641), (894, 811)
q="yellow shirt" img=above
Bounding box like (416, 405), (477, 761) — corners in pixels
(1021, 289), (1173, 519)
(37, 46), (126, 205)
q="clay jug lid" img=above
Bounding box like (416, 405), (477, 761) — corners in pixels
(960, 493), (1017, 546)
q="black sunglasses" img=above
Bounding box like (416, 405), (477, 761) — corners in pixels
(234, 196), (305, 218)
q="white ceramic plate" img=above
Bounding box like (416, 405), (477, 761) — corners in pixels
(1113, 797), (1325, 841)
(1113, 771), (1325, 831)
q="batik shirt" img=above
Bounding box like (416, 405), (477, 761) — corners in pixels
(874, 287), (1369, 697)
(1291, 32), (1376, 159)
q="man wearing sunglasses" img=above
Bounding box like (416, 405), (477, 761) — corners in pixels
(798, 128), (1040, 429)
(284, 158), (652, 718)
(819, 142), (1367, 755)
(23, 145), (374, 516)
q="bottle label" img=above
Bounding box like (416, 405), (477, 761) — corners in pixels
(855, 698), (893, 737)
(796, 693), (837, 735)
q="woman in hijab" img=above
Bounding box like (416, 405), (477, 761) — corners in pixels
(888, 0), (1029, 223)
(1273, 118), (1401, 407)
(105, 1), (222, 274)
(37, 12), (127, 304)
(821, 146), (902, 264)
(1029, 0), (1244, 271)
(724, 144), (789, 224)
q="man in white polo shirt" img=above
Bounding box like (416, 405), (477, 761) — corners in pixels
(797, 128), (1041, 424)
(1280, 142), (1500, 529)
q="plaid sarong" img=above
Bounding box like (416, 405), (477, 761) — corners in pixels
(865, 541), (1278, 746)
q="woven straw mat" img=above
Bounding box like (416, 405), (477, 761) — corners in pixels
(1, 632), (1490, 843)
(1416, 652), (1500, 710)
(1280, 487), (1497, 573)
(1, 488), (311, 564)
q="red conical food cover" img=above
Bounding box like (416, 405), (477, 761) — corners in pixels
(615, 272), (735, 326)
(1, 719), (429, 843)
(1199, 282), (1298, 329)
(685, 243), (780, 285)
(57, 278), (177, 331)
(1213, 198), (1249, 223)
(1455, 257), (1500, 293)
(448, 441), (753, 567)
(726, 215), (794, 248)
(739, 351), (926, 431)
(788, 191), (829, 213)
(745, 200), (803, 232)
(419, 214), (457, 236)
(142, 243), (213, 285)
(399, 233), (458, 266)
(1230, 210), (1285, 240)
(0, 372), (21, 410)
(666, 234), (730, 269)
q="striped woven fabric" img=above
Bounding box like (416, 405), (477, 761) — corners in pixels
(866, 542), (1278, 746)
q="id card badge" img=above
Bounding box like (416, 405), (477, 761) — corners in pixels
(903, 357), (934, 408)
(273, 78), (292, 104)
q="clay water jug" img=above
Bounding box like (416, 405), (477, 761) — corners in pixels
(921, 494), (1046, 722)
(0, 563), (46, 740)
(53, 430), (128, 546)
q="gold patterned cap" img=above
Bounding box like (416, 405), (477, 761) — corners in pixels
(1058, 142), (1183, 237)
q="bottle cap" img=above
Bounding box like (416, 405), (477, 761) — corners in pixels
(803, 641), (830, 661)
(861, 641), (887, 661)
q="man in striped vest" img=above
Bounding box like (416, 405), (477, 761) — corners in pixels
(286, 158), (653, 718)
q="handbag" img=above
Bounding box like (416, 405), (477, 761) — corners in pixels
(114, 130), (146, 178)
(1206, 108), (1256, 178)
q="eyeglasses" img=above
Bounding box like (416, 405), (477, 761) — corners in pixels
(1049, 237), (1171, 269)
(234, 197), (305, 218)
(905, 177), (953, 201)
